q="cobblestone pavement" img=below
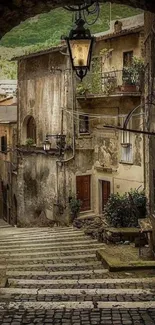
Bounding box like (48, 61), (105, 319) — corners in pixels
(0, 224), (155, 324)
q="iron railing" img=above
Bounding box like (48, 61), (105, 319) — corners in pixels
(76, 69), (143, 96)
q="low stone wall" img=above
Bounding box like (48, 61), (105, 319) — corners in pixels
(74, 215), (141, 244)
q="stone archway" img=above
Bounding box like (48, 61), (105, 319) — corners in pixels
(0, 1), (155, 38)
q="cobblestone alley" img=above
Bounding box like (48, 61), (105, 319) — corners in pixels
(0, 222), (155, 324)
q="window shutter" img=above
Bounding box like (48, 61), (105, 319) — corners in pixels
(1, 136), (7, 153)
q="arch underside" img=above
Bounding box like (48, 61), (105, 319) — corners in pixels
(0, 0), (154, 39)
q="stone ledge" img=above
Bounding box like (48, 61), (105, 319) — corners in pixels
(96, 248), (155, 272)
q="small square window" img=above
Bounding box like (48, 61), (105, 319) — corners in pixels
(123, 51), (133, 67)
(79, 115), (89, 134)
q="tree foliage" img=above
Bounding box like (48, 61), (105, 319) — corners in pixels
(105, 189), (147, 228)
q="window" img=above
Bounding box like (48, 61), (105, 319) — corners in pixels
(121, 116), (132, 144)
(1, 136), (7, 153)
(120, 117), (133, 163)
(123, 51), (133, 67)
(27, 116), (36, 143)
(121, 144), (133, 163)
(79, 115), (89, 134)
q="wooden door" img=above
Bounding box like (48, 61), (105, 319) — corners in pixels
(76, 175), (91, 211)
(102, 180), (110, 212)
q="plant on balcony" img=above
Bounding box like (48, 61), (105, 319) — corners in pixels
(122, 56), (144, 91)
(76, 83), (91, 95)
(104, 76), (117, 94)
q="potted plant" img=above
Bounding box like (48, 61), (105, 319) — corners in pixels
(122, 56), (144, 92)
(25, 138), (35, 150)
(76, 83), (91, 96)
(69, 195), (82, 221)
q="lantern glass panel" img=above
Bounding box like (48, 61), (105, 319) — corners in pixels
(69, 39), (91, 67)
(43, 141), (51, 151)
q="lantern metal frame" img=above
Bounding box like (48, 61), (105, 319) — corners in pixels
(43, 134), (66, 156)
(65, 17), (94, 81)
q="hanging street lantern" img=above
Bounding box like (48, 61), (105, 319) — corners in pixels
(65, 17), (94, 81)
(43, 136), (51, 151)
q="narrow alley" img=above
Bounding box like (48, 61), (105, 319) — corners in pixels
(0, 222), (155, 324)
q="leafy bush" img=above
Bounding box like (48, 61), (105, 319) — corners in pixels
(69, 196), (82, 220)
(104, 189), (146, 228)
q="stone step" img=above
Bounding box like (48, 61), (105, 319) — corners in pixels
(0, 234), (87, 245)
(0, 261), (102, 270)
(0, 254), (96, 264)
(0, 233), (86, 243)
(0, 287), (154, 297)
(0, 247), (101, 257)
(0, 229), (84, 238)
(0, 241), (101, 252)
(6, 269), (108, 277)
(0, 239), (94, 248)
(0, 239), (99, 252)
(8, 277), (155, 288)
(1, 300), (155, 310)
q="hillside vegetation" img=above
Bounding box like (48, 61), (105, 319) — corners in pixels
(0, 3), (142, 79)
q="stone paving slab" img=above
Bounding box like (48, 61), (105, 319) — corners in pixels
(0, 309), (155, 325)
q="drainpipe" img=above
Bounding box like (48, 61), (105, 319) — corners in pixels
(56, 68), (75, 204)
(61, 67), (75, 163)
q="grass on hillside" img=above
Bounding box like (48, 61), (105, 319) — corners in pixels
(0, 4), (142, 49)
(0, 3), (142, 79)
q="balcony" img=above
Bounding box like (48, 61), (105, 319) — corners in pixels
(76, 69), (143, 98)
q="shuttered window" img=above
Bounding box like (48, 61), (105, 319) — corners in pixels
(1, 136), (7, 153)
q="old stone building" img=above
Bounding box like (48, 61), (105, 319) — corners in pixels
(15, 14), (145, 226)
(76, 14), (144, 215)
(0, 102), (17, 225)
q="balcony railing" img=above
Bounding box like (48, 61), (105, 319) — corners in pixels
(76, 69), (143, 97)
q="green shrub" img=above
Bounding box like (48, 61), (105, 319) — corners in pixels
(104, 189), (146, 228)
(25, 138), (35, 146)
(69, 196), (82, 220)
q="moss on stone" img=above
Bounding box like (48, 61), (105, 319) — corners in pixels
(97, 244), (155, 272)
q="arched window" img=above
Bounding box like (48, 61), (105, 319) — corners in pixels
(27, 116), (36, 143)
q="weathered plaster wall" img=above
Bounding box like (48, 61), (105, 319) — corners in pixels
(95, 32), (144, 72)
(77, 95), (144, 215)
(0, 123), (17, 224)
(17, 51), (73, 225)
(18, 52), (68, 146)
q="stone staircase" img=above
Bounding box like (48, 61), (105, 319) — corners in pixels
(0, 226), (155, 324)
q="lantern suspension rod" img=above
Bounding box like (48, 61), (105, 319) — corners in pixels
(64, 1), (97, 12)
(104, 125), (155, 136)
